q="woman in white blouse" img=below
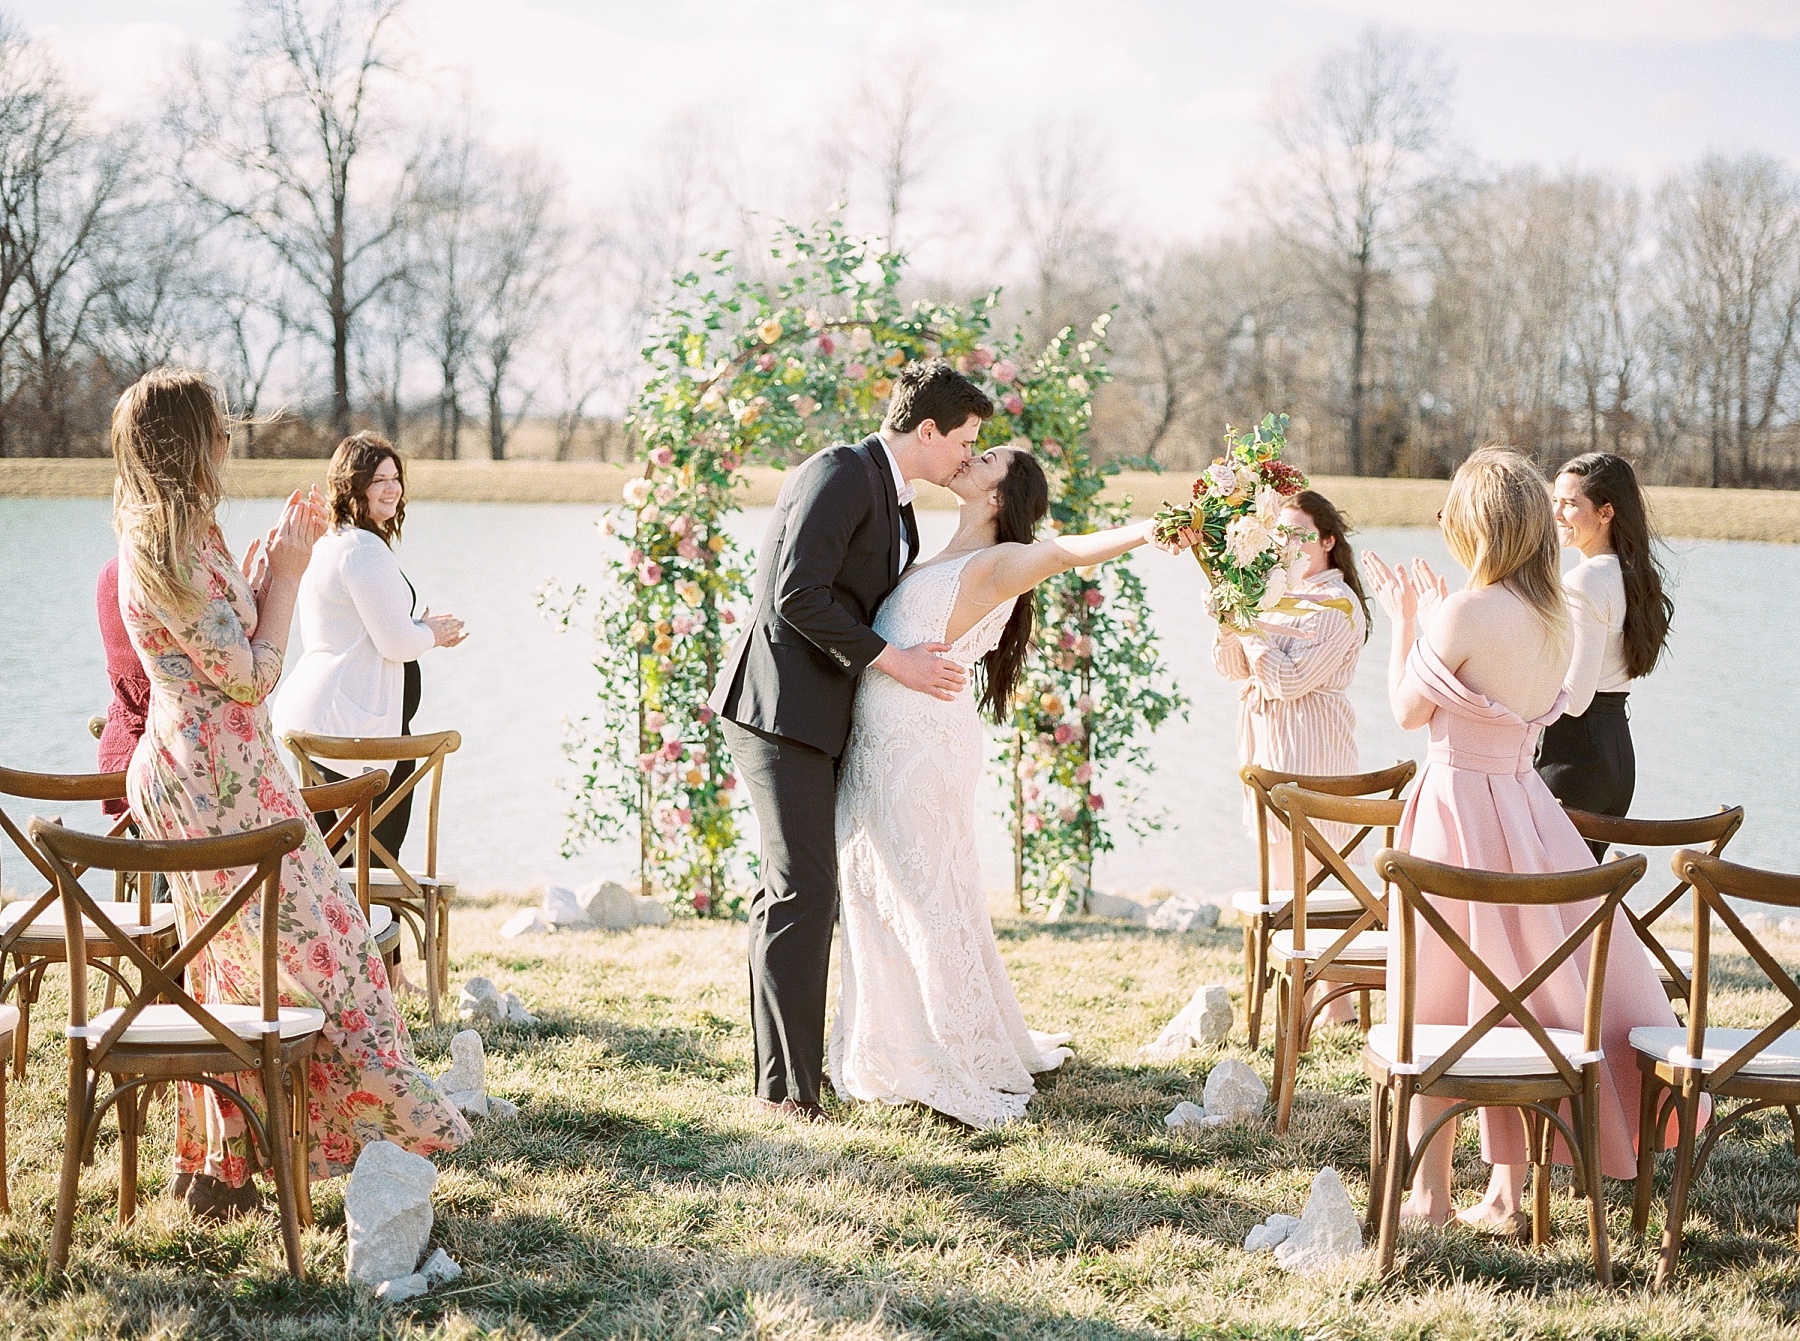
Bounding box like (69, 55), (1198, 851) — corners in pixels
(1535, 452), (1673, 858)
(274, 433), (466, 864)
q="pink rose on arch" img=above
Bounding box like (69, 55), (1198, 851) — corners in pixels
(669, 515), (692, 537)
(1059, 629), (1077, 649)
(678, 539), (701, 561)
(720, 609), (736, 624)
(645, 710), (666, 731)
(992, 359), (1018, 384)
(1087, 793), (1105, 811)
(627, 549), (644, 568)
(696, 704), (715, 724)
(1024, 812), (1044, 832)
(723, 773), (737, 789)
(661, 739), (684, 761)
(639, 559), (663, 585)
(1054, 724), (1074, 744)
(817, 334), (835, 356)
(1075, 695), (1094, 715)
(649, 446), (675, 468)
(1002, 393), (1024, 416)
(1058, 804), (1078, 823)
(721, 452), (741, 471)
(676, 807), (693, 826)
(638, 752), (657, 773)
(1074, 763), (1092, 784)
(971, 346), (996, 369)
(757, 352), (776, 372)
(1084, 588), (1105, 609)
(671, 615), (694, 636)
(846, 361), (868, 381)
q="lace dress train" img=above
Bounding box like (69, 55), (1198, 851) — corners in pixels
(829, 553), (1070, 1128)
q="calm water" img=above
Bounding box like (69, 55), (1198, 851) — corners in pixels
(2, 497), (1795, 898)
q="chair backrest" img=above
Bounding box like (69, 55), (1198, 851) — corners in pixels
(1376, 847), (1647, 1092)
(1674, 850), (1800, 1089)
(297, 770), (388, 918)
(28, 817), (306, 1073)
(0, 766), (139, 947)
(1565, 805), (1744, 999)
(283, 730), (459, 877)
(1243, 759), (1415, 906)
(1270, 783), (1407, 961)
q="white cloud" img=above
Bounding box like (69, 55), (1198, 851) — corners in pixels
(1299, 0), (1800, 43)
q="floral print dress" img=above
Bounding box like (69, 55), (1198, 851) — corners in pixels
(122, 528), (470, 1185)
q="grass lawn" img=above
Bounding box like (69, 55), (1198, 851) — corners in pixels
(2, 894), (1799, 1339)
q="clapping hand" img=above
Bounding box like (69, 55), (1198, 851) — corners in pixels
(1361, 551), (1420, 625)
(266, 487), (329, 584)
(1410, 558), (1449, 620)
(239, 525), (276, 603)
(423, 607), (468, 648)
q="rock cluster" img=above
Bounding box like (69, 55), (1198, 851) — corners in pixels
(456, 977), (536, 1027)
(435, 1028), (519, 1120)
(1085, 890), (1149, 923)
(1242, 1167), (1365, 1272)
(1165, 1058), (1268, 1129)
(1142, 984), (1233, 1061)
(346, 1141), (464, 1301)
(1146, 894), (1223, 933)
(501, 880), (672, 937)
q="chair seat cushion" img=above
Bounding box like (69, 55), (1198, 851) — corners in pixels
(368, 903), (400, 949)
(1, 899), (179, 940)
(1270, 929), (1388, 962)
(1367, 1022), (1593, 1078)
(1630, 1025), (1800, 1076)
(367, 869), (454, 893)
(1231, 889), (1365, 918)
(87, 1002), (326, 1046)
(0, 1003), (19, 1037)
(1649, 945), (1693, 979)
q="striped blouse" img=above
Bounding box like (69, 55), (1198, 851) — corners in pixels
(1211, 568), (1367, 844)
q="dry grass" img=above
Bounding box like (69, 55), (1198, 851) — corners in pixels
(1, 898), (1799, 1338)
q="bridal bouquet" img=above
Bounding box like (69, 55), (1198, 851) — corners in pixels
(1151, 413), (1317, 632)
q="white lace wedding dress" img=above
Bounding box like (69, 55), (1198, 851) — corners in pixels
(829, 551), (1072, 1127)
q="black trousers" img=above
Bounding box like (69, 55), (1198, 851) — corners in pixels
(1535, 691), (1635, 861)
(313, 660), (421, 869)
(721, 717), (839, 1105)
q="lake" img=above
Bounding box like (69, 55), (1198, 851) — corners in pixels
(2, 496), (1794, 899)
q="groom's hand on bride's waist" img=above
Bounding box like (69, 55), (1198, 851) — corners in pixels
(872, 642), (968, 701)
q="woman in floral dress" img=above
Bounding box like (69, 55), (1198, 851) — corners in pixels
(112, 368), (469, 1219)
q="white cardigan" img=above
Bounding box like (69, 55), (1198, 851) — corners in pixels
(273, 526), (436, 747)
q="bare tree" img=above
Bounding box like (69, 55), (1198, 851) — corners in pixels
(1008, 117), (1111, 344)
(172, 0), (416, 436)
(853, 51), (939, 254)
(472, 151), (566, 460)
(1264, 27), (1456, 474)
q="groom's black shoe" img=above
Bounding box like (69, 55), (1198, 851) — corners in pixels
(753, 1097), (827, 1123)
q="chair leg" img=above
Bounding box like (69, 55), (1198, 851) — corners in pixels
(1632, 1070), (1663, 1237)
(424, 896), (442, 1028)
(50, 1055), (90, 1273)
(1582, 1073), (1612, 1285)
(1246, 919), (1268, 1049)
(0, 1057), (10, 1215)
(117, 1076), (139, 1224)
(1656, 1079), (1703, 1289)
(1275, 970), (1305, 1135)
(1358, 990), (1372, 1034)
(1376, 1078), (1413, 1277)
(292, 1061), (314, 1229)
(263, 1058), (305, 1278)
(13, 962), (39, 1081)
(1366, 1083), (1389, 1232)
(1528, 1111), (1551, 1248)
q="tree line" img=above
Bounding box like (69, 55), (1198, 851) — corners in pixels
(1, 5), (1796, 486)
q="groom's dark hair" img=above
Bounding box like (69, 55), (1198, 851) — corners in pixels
(883, 359), (994, 436)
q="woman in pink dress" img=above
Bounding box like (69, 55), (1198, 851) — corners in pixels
(113, 368), (469, 1220)
(1363, 447), (1682, 1235)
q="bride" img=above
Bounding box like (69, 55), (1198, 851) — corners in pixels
(829, 444), (1179, 1126)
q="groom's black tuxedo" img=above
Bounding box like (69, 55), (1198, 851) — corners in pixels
(710, 434), (918, 1106)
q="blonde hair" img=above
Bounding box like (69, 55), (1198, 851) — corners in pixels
(1441, 446), (1568, 651)
(111, 368), (229, 614)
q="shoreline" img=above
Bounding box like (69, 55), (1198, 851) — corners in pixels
(3, 457), (1796, 544)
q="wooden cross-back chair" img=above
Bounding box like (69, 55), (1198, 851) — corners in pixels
(297, 771), (402, 968)
(1630, 850), (1800, 1287)
(0, 766), (178, 1080)
(1265, 783), (1406, 1134)
(1366, 847), (1647, 1282)
(1234, 760), (1416, 1048)
(1565, 806), (1745, 1009)
(283, 730), (460, 1024)
(30, 817), (320, 1278)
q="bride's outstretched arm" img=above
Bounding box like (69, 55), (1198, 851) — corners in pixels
(964, 519), (1161, 607)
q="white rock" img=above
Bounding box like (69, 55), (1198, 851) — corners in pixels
(1203, 1058), (1268, 1123)
(577, 879), (641, 930)
(1738, 911), (1773, 936)
(1244, 1213), (1301, 1251)
(502, 991), (537, 1026)
(1779, 916), (1800, 938)
(420, 1248), (463, 1286)
(345, 1140), (436, 1285)
(1164, 1100), (1208, 1129)
(542, 884), (593, 929)
(1142, 984), (1234, 1061)
(1148, 894), (1222, 933)
(438, 1030), (484, 1096)
(633, 894), (672, 926)
(1274, 1167), (1365, 1273)
(1087, 890), (1149, 923)
(487, 1096), (519, 1120)
(446, 1089), (488, 1118)
(375, 1272), (429, 1303)
(498, 908), (546, 939)
(456, 978), (505, 1024)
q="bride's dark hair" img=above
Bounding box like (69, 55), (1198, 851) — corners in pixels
(977, 449), (1050, 724)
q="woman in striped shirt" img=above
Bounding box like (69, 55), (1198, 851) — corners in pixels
(1212, 491), (1371, 898)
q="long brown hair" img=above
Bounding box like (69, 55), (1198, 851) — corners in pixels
(1441, 447), (1568, 653)
(977, 450), (1051, 724)
(1293, 489), (1370, 640)
(111, 368), (229, 614)
(327, 431), (406, 544)
(1557, 452), (1673, 679)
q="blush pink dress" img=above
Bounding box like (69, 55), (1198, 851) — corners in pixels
(1392, 639), (1683, 1179)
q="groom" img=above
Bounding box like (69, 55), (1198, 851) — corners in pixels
(710, 359), (995, 1118)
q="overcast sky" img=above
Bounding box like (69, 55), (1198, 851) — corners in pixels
(16, 0), (1800, 266)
